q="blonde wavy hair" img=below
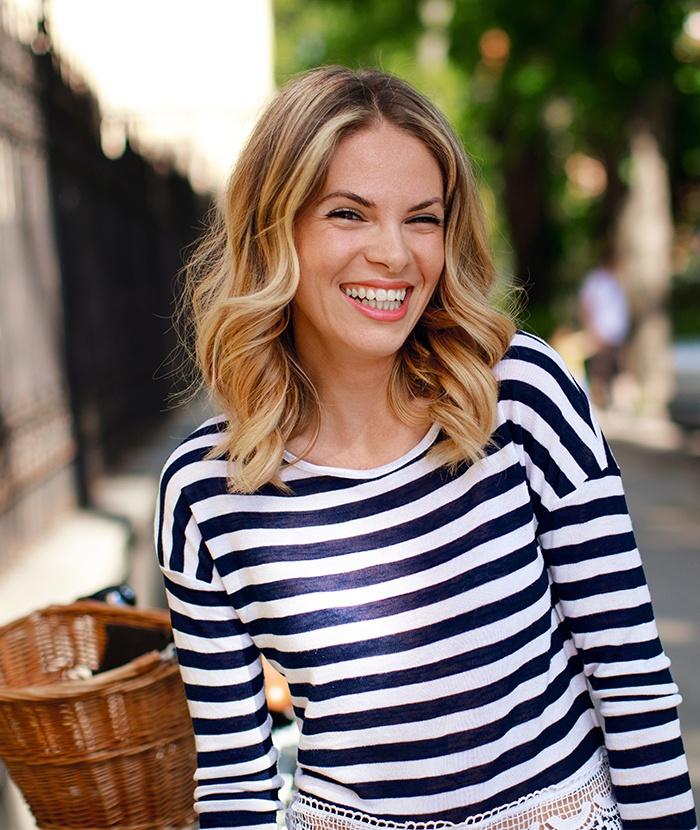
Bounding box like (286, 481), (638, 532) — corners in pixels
(183, 65), (515, 492)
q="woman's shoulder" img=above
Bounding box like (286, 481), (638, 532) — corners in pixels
(494, 330), (611, 477)
(495, 330), (572, 381)
(494, 330), (591, 406)
(495, 330), (600, 433)
(158, 413), (229, 489)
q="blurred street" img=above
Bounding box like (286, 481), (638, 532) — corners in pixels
(0, 406), (699, 827)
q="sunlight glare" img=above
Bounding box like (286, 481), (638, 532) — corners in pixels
(22, 0), (274, 191)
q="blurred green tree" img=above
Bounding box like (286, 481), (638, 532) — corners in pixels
(273, 0), (700, 412)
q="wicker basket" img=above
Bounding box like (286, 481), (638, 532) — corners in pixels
(0, 601), (197, 830)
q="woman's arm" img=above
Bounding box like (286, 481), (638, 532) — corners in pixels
(156, 444), (284, 830)
(498, 332), (697, 829)
(539, 466), (695, 828)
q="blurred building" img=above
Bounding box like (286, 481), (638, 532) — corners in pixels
(0, 14), (207, 562)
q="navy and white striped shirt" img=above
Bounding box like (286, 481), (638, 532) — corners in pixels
(156, 332), (697, 829)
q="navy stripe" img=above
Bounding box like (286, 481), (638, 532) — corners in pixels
(297, 613), (552, 704)
(263, 570), (549, 670)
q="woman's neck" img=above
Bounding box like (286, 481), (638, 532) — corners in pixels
(288, 357), (432, 470)
(287, 352), (430, 470)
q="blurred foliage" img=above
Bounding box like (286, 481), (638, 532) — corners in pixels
(671, 277), (700, 338)
(273, 0), (700, 339)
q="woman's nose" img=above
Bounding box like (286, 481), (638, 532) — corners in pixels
(365, 223), (411, 273)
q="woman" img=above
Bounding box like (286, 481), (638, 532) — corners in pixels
(156, 66), (697, 830)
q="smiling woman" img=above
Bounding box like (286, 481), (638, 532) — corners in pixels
(182, 66), (513, 488)
(157, 66), (697, 830)
(289, 124), (446, 467)
(293, 125), (445, 349)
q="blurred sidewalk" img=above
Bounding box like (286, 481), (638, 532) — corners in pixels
(0, 398), (213, 627)
(597, 406), (700, 456)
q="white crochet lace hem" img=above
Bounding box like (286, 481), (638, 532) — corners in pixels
(287, 756), (621, 830)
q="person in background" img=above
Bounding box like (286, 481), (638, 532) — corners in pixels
(156, 66), (697, 830)
(577, 253), (630, 408)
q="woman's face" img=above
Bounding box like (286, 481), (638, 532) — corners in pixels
(292, 123), (445, 371)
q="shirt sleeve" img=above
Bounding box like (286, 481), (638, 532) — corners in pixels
(497, 333), (698, 829)
(155, 445), (284, 830)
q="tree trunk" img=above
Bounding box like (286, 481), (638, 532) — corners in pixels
(501, 140), (556, 308)
(616, 125), (675, 416)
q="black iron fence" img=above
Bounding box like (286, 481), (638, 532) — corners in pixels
(0, 21), (208, 555)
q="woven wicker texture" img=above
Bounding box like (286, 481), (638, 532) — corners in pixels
(0, 601), (197, 829)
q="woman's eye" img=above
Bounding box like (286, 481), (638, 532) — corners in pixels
(327, 208), (362, 221)
(408, 214), (443, 226)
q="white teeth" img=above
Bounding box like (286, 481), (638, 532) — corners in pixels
(343, 286), (407, 311)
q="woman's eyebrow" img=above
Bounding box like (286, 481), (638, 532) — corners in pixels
(410, 198), (446, 212)
(319, 190), (374, 208)
(318, 192), (445, 212)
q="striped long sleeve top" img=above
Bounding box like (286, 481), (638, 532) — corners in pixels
(156, 331), (697, 830)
